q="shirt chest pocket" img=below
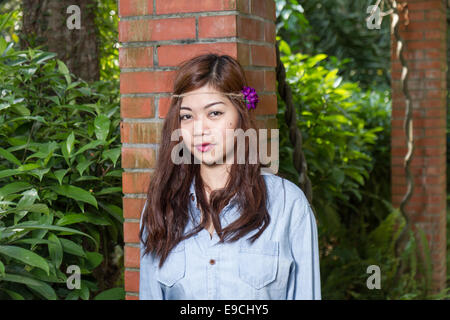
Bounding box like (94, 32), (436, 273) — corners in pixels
(238, 239), (280, 289)
(156, 241), (186, 287)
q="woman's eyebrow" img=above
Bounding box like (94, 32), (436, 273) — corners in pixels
(180, 101), (224, 111)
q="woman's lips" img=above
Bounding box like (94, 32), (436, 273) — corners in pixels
(196, 143), (215, 152)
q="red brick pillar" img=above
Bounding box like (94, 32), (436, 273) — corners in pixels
(391, 0), (447, 294)
(118, 0), (278, 300)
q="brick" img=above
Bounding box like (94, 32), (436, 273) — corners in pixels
(424, 49), (445, 59)
(120, 71), (175, 94)
(124, 270), (139, 292)
(126, 295), (139, 300)
(237, 0), (250, 13)
(123, 197), (147, 219)
(264, 70), (276, 92)
(121, 97), (155, 119)
(401, 31), (423, 41)
(251, 0), (276, 21)
(158, 43), (237, 67)
(124, 222), (140, 243)
(251, 44), (276, 67)
(122, 171), (151, 194)
(253, 93), (277, 115)
(407, 40), (444, 51)
(244, 69), (265, 92)
(237, 16), (264, 42)
(119, 47), (153, 68)
(409, 1), (444, 11)
(264, 21), (276, 43)
(158, 96), (172, 118)
(155, 0), (238, 14)
(119, 18), (196, 42)
(125, 245), (140, 268)
(237, 42), (251, 66)
(121, 147), (156, 168)
(120, 121), (163, 144)
(399, 20), (444, 32)
(199, 15), (237, 39)
(425, 10), (446, 21)
(119, 0), (153, 17)
(424, 30), (445, 40)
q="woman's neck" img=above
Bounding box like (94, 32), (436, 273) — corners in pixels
(199, 163), (231, 193)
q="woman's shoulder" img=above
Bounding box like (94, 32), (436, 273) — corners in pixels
(261, 172), (309, 207)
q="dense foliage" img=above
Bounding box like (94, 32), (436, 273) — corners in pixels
(276, 0), (391, 90)
(276, 38), (439, 299)
(0, 11), (124, 299)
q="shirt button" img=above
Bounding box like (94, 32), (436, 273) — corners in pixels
(209, 259), (215, 265)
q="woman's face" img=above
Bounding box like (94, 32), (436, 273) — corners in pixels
(179, 84), (240, 166)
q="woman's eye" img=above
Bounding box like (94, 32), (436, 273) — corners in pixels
(180, 114), (191, 120)
(210, 111), (223, 117)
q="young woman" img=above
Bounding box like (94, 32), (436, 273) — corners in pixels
(139, 54), (321, 300)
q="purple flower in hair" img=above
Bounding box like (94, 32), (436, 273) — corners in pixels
(241, 86), (259, 110)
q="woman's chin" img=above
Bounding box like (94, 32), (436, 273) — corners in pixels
(192, 152), (226, 166)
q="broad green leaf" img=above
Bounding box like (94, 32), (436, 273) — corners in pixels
(74, 176), (101, 182)
(79, 284), (89, 300)
(0, 182), (32, 199)
(95, 187), (121, 196)
(76, 159), (93, 176)
(65, 291), (79, 300)
(17, 163), (41, 171)
(0, 245), (49, 275)
(3, 223), (97, 247)
(73, 140), (104, 157)
(57, 59), (71, 85)
(0, 147), (21, 166)
(0, 260), (4, 276)
(101, 148), (120, 167)
(65, 131), (75, 156)
(105, 169), (122, 177)
(59, 238), (86, 257)
(56, 213), (109, 226)
(94, 114), (111, 141)
(85, 251), (103, 270)
(14, 238), (52, 246)
(99, 203), (124, 224)
(1, 273), (57, 300)
(0, 169), (21, 180)
(49, 185), (98, 209)
(47, 233), (63, 268)
(30, 167), (51, 181)
(0, 288), (25, 300)
(94, 287), (125, 300)
(31, 52), (57, 64)
(54, 169), (69, 185)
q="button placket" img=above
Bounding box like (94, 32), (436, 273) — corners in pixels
(206, 249), (219, 299)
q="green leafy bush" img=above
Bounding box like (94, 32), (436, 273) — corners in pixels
(0, 12), (124, 300)
(277, 38), (435, 299)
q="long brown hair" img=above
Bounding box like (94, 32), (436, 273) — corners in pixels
(139, 53), (271, 268)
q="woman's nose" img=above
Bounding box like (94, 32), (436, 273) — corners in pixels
(193, 118), (211, 135)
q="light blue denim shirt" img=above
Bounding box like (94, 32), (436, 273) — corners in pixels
(139, 172), (321, 300)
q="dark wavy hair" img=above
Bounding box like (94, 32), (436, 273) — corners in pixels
(139, 53), (271, 268)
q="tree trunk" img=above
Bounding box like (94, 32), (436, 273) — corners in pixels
(21, 0), (99, 82)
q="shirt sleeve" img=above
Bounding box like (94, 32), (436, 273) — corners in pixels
(139, 200), (164, 300)
(288, 198), (322, 300)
